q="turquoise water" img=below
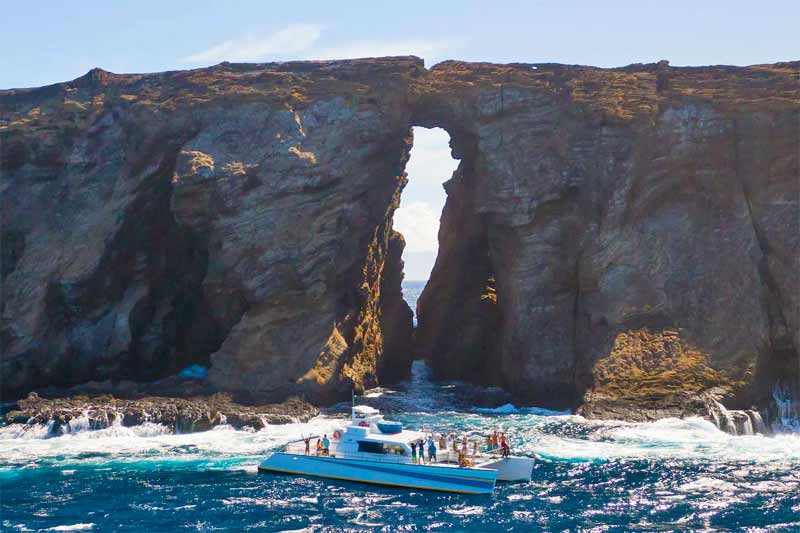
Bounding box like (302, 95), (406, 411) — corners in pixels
(3, 362), (800, 531)
(402, 279), (426, 325)
(1, 283), (799, 531)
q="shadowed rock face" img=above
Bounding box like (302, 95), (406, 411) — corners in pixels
(2, 58), (798, 416)
(413, 60), (799, 413)
(1, 60), (418, 403)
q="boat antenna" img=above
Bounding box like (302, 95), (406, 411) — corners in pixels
(351, 388), (355, 409)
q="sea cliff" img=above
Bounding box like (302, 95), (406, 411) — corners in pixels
(2, 57), (798, 427)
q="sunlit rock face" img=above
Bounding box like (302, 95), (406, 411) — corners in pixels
(2, 58), (798, 415)
(1, 60), (417, 403)
(413, 60), (799, 413)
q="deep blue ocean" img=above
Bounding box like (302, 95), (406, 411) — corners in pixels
(1, 281), (799, 532)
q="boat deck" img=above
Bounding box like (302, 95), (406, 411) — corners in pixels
(285, 438), (506, 469)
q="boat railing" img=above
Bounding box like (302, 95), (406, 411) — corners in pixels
(285, 441), (465, 466)
(280, 435), (516, 470)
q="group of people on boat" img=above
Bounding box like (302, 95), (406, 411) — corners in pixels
(301, 430), (511, 464)
(409, 431), (512, 466)
(486, 430), (511, 458)
(410, 436), (439, 464)
(303, 434), (331, 456)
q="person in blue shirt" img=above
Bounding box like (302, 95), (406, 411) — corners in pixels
(410, 440), (418, 463)
(427, 436), (437, 463)
(322, 434), (330, 456)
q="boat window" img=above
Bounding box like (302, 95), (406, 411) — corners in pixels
(357, 441), (385, 454)
(383, 444), (406, 455)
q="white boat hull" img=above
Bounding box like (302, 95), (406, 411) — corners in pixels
(476, 456), (535, 481)
(259, 452), (497, 494)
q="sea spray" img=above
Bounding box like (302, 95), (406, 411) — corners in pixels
(747, 410), (768, 434)
(712, 400), (738, 435)
(772, 383), (800, 432)
(3, 361), (800, 530)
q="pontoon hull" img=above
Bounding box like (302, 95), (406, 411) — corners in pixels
(476, 456), (535, 481)
(258, 452), (497, 494)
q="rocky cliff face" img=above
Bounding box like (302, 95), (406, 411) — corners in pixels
(1, 59), (417, 403)
(413, 60), (799, 418)
(2, 58), (798, 419)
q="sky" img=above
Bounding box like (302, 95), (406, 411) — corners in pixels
(395, 128), (459, 280)
(3, 0), (797, 279)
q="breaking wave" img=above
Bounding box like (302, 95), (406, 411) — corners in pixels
(2, 358), (799, 530)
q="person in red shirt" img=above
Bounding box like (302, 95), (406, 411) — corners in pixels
(500, 435), (510, 458)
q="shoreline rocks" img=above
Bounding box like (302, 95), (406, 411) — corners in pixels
(3, 392), (319, 436)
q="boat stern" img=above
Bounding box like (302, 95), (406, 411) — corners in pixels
(476, 456), (534, 482)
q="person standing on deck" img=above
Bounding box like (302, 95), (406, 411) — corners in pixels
(316, 439), (323, 455)
(492, 430), (499, 449)
(439, 433), (446, 451)
(427, 436), (437, 463)
(304, 437), (310, 455)
(322, 434), (330, 456)
(501, 435), (510, 458)
(418, 439), (426, 464)
(460, 436), (468, 457)
(411, 440), (418, 463)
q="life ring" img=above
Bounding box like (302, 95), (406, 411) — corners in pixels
(333, 430), (342, 440)
(358, 421), (369, 427)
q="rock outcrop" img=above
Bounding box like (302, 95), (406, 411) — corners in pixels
(413, 60), (800, 417)
(2, 59), (417, 404)
(2, 58), (798, 420)
(4, 392), (318, 435)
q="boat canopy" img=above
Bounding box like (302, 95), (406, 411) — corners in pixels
(358, 429), (425, 445)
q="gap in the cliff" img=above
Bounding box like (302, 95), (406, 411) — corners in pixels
(394, 127), (459, 323)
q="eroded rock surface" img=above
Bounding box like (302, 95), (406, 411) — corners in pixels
(2, 58), (798, 420)
(414, 60), (800, 416)
(2, 59), (417, 404)
(4, 392), (318, 434)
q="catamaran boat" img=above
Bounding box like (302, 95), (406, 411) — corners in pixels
(258, 405), (534, 494)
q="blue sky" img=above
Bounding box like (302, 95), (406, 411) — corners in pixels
(3, 1), (796, 278)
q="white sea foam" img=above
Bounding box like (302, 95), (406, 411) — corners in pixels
(349, 512), (383, 527)
(42, 524), (95, 531)
(528, 416), (800, 464)
(0, 416), (344, 470)
(445, 505), (485, 516)
(2, 358), (799, 485)
(512, 511), (535, 522)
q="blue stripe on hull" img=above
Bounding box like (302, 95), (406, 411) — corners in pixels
(300, 455), (494, 489)
(259, 453), (496, 494)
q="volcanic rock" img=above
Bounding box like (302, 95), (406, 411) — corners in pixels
(4, 392), (318, 434)
(2, 58), (798, 422)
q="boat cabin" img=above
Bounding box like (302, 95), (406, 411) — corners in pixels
(328, 406), (425, 460)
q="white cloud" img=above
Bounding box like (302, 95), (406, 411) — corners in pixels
(406, 127), (459, 185)
(183, 24), (323, 64)
(394, 201), (441, 253)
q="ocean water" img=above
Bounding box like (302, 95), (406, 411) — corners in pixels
(0, 284), (798, 531)
(402, 280), (426, 325)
